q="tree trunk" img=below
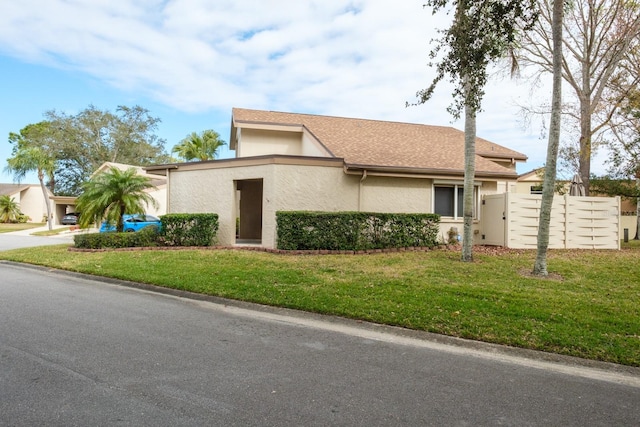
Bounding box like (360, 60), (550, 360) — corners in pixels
(636, 177), (640, 240)
(462, 84), (476, 262)
(579, 97), (592, 195)
(38, 170), (53, 231)
(533, 0), (563, 276)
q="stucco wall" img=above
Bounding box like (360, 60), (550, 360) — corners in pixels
(239, 129), (304, 157)
(168, 163), (358, 248)
(17, 187), (49, 222)
(144, 187), (166, 217)
(167, 162), (515, 248)
(360, 176), (430, 213)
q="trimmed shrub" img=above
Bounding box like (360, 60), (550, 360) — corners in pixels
(277, 211), (440, 251)
(160, 213), (219, 247)
(74, 226), (160, 249)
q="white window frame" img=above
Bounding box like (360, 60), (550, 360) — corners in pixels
(432, 181), (480, 220)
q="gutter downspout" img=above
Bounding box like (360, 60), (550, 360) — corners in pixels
(359, 169), (368, 211)
(165, 168), (171, 214)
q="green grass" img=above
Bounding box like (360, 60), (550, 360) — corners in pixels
(1, 244), (639, 366)
(0, 223), (46, 233)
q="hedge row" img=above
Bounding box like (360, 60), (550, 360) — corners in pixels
(74, 226), (160, 249)
(73, 213), (218, 249)
(276, 211), (440, 251)
(160, 213), (219, 247)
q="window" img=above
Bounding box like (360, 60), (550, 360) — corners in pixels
(433, 184), (477, 219)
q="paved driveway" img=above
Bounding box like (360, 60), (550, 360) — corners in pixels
(1, 262), (639, 426)
(0, 226), (75, 251)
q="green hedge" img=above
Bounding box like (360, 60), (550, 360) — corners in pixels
(160, 213), (219, 247)
(73, 213), (219, 249)
(74, 226), (160, 249)
(276, 211), (440, 251)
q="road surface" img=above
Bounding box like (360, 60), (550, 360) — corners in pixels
(1, 262), (639, 426)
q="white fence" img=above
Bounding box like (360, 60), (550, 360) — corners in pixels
(481, 193), (620, 249)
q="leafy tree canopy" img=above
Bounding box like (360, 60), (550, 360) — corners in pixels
(414, 0), (538, 117)
(7, 105), (170, 196)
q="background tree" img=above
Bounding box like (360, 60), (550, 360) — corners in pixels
(415, 0), (538, 262)
(172, 129), (226, 162)
(45, 105), (169, 195)
(518, 0), (640, 194)
(532, 0), (564, 276)
(75, 167), (158, 232)
(4, 144), (56, 230)
(8, 122), (57, 192)
(590, 89), (640, 238)
(0, 195), (21, 223)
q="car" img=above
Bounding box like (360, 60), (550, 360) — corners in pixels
(61, 213), (80, 225)
(99, 214), (162, 233)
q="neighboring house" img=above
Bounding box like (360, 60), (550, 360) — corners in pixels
(145, 108), (528, 248)
(49, 162), (168, 225)
(0, 183), (52, 223)
(89, 162), (167, 218)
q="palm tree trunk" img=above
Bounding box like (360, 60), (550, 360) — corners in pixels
(38, 169), (53, 230)
(533, 0), (563, 276)
(462, 81), (476, 262)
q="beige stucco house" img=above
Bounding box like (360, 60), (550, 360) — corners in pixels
(49, 162), (167, 225)
(146, 108), (528, 248)
(0, 183), (52, 223)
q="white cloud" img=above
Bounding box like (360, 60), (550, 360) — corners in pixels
(0, 0), (570, 173)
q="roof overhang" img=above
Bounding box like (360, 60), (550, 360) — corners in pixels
(343, 163), (520, 180)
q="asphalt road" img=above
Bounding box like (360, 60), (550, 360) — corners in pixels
(1, 262), (639, 426)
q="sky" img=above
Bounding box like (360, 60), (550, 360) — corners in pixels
(0, 0), (608, 184)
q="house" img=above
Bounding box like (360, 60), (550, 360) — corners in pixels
(145, 108), (528, 248)
(0, 183), (52, 223)
(49, 162), (167, 225)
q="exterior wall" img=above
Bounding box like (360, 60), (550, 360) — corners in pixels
(167, 163), (358, 248)
(301, 132), (327, 157)
(360, 176), (430, 213)
(482, 193), (620, 249)
(166, 161), (516, 248)
(238, 129), (304, 157)
(17, 186), (50, 223)
(144, 187), (166, 217)
(621, 215), (638, 239)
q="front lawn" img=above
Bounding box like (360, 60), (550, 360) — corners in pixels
(0, 223), (46, 233)
(1, 244), (639, 366)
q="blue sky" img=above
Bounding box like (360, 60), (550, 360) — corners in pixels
(0, 0), (599, 184)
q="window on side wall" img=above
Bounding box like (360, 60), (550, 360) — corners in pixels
(433, 184), (477, 219)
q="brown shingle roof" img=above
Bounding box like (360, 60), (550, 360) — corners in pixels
(233, 108), (527, 177)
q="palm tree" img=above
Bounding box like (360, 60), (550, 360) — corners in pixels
(75, 167), (158, 232)
(5, 145), (56, 230)
(0, 195), (21, 223)
(172, 129), (226, 161)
